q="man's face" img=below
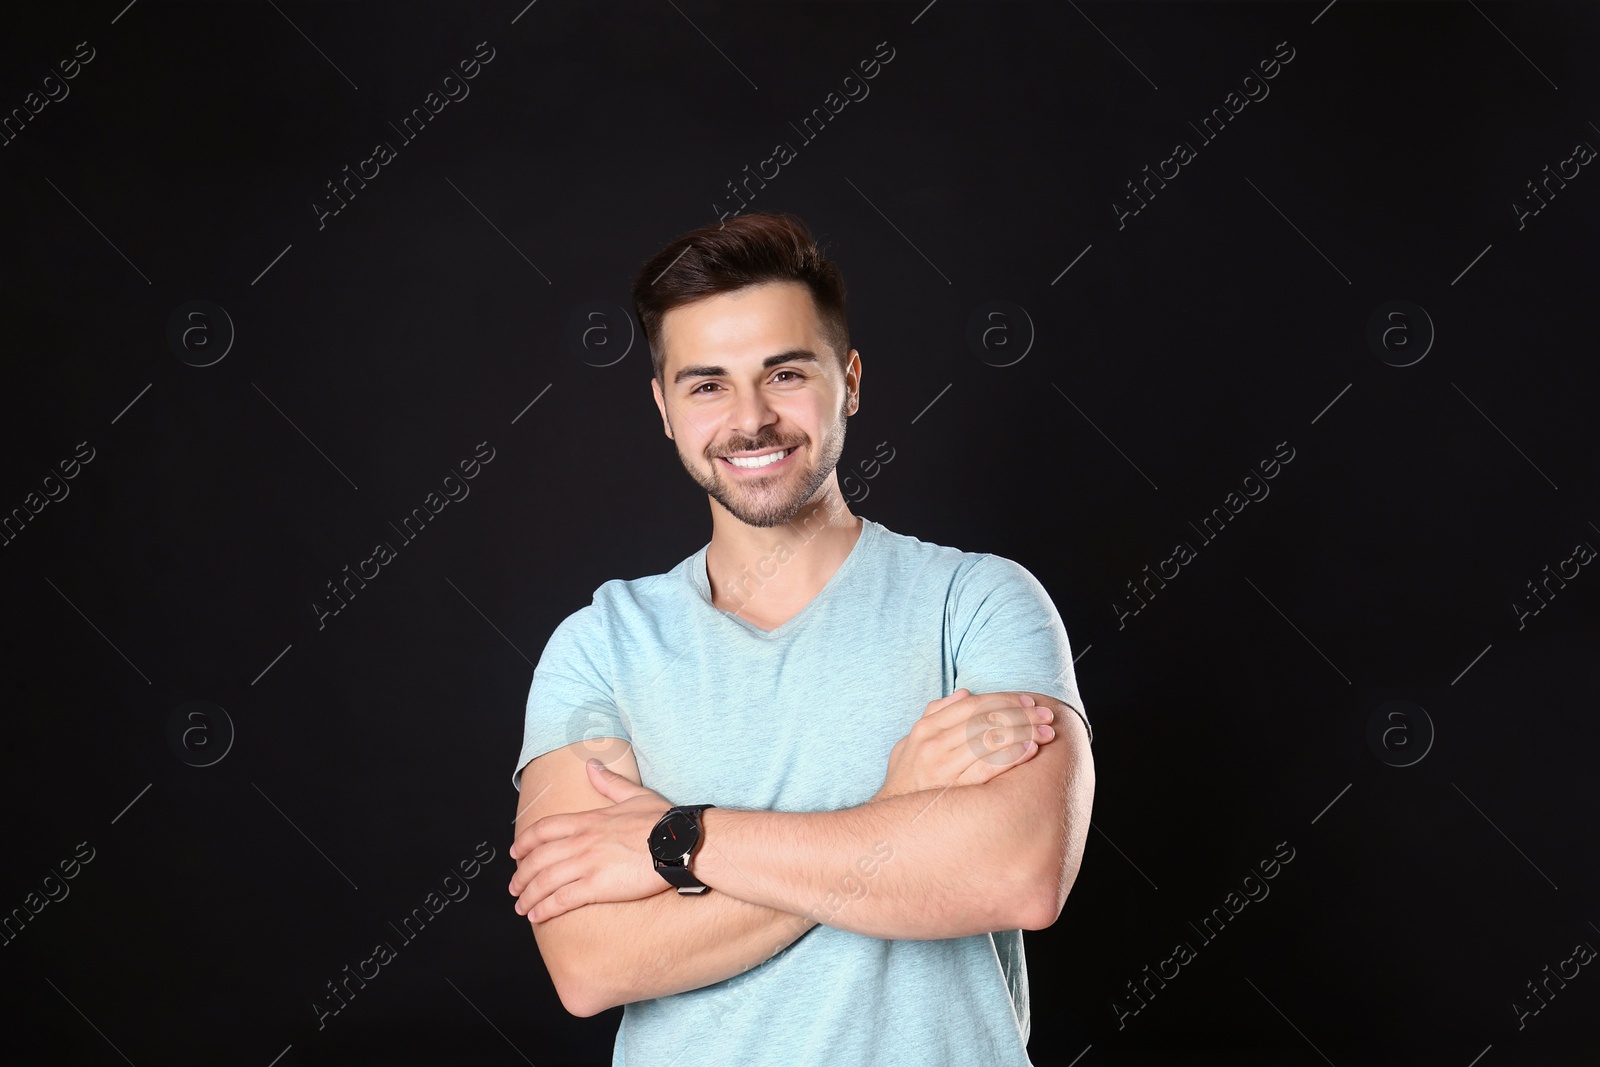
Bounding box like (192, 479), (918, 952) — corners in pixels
(651, 281), (858, 529)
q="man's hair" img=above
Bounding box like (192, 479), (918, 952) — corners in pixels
(631, 211), (851, 387)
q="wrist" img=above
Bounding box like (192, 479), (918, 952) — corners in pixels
(691, 807), (735, 886)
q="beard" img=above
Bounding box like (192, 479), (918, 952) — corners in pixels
(674, 390), (851, 529)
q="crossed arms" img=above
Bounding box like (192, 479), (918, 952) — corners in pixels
(508, 689), (1094, 1017)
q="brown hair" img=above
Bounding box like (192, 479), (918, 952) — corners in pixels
(631, 211), (850, 386)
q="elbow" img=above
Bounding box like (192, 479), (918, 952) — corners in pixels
(1017, 887), (1065, 931)
(543, 948), (618, 1018)
(534, 920), (619, 1017)
(1015, 850), (1083, 932)
(552, 969), (610, 1018)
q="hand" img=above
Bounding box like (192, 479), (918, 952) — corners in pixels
(872, 689), (1054, 801)
(507, 759), (675, 923)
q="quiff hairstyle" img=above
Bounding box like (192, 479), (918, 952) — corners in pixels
(631, 211), (851, 387)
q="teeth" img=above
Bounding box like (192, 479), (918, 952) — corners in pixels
(726, 448), (791, 469)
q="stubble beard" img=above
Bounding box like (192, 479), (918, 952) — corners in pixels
(677, 391), (851, 529)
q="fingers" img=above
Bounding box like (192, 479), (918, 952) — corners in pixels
(921, 687), (971, 717)
(515, 858), (580, 922)
(927, 690), (1040, 734)
(956, 736), (1040, 786)
(508, 837), (576, 896)
(509, 810), (577, 860)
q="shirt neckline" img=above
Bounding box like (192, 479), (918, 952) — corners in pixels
(688, 517), (878, 639)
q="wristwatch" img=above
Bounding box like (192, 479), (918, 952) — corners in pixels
(648, 804), (715, 894)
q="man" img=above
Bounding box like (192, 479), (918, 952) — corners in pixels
(507, 211), (1094, 1066)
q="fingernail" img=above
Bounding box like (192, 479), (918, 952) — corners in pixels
(1038, 724), (1055, 740)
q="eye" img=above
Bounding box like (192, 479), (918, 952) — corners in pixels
(690, 382), (720, 395)
(773, 370), (803, 383)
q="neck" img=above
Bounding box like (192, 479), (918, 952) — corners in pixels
(705, 493), (861, 617)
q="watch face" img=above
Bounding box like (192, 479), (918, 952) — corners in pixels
(649, 810), (698, 862)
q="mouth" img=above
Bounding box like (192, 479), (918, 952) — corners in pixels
(718, 446), (797, 473)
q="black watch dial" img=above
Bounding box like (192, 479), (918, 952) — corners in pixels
(649, 810), (699, 863)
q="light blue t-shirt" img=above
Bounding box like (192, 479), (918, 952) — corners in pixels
(512, 516), (1091, 1067)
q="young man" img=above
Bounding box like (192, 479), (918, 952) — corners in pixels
(507, 211), (1094, 1066)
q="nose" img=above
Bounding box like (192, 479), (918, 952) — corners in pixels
(727, 385), (779, 443)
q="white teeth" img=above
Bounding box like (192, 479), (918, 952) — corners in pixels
(726, 448), (791, 469)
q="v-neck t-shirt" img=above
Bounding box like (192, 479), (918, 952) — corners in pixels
(511, 516), (1091, 1067)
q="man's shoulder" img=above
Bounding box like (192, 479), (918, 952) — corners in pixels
(563, 548), (699, 626)
(868, 519), (1022, 588)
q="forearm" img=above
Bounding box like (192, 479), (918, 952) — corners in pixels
(534, 884), (816, 1016)
(692, 784), (1042, 940)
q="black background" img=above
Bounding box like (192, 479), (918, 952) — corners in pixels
(2, 1), (1597, 1064)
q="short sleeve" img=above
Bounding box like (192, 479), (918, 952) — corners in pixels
(950, 553), (1092, 744)
(510, 601), (631, 791)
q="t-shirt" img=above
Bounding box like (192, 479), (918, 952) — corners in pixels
(512, 516), (1091, 1067)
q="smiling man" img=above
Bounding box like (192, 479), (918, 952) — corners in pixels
(508, 211), (1094, 1066)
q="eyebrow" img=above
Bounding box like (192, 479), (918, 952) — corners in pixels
(672, 348), (821, 387)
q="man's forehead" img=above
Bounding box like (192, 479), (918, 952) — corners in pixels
(660, 283), (824, 372)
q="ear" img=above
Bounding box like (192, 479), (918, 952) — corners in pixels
(650, 377), (674, 439)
